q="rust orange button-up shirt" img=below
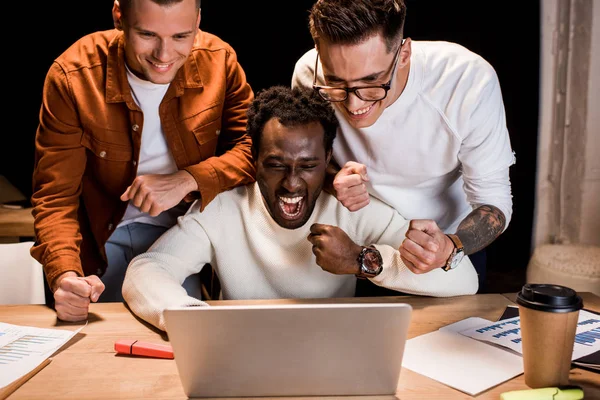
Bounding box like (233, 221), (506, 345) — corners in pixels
(31, 29), (256, 289)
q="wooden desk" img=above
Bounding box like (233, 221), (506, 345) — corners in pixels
(0, 174), (34, 242)
(1, 294), (599, 399)
(0, 207), (34, 240)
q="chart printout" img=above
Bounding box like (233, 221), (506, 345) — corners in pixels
(458, 310), (600, 360)
(0, 322), (85, 389)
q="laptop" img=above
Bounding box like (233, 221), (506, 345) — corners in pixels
(163, 302), (412, 398)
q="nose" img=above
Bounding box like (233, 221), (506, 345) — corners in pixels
(153, 38), (171, 61)
(282, 170), (302, 192)
(344, 91), (367, 111)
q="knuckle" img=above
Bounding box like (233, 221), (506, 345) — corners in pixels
(333, 181), (346, 192)
(415, 261), (428, 271)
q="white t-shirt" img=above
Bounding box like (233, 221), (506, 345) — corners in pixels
(122, 182), (478, 331)
(118, 67), (188, 229)
(292, 41), (516, 233)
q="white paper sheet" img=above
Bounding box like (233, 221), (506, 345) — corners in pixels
(0, 322), (85, 389)
(401, 317), (524, 396)
(458, 309), (600, 360)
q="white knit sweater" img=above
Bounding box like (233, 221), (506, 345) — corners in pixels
(122, 183), (478, 331)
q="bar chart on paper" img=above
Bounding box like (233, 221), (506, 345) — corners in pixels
(1, 333), (71, 364)
(574, 325), (600, 346)
(458, 310), (600, 360)
(0, 322), (84, 390)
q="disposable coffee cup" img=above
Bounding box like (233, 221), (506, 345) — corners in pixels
(516, 283), (583, 388)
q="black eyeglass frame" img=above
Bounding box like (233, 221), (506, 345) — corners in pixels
(312, 38), (405, 102)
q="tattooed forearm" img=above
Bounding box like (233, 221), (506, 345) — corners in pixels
(455, 205), (506, 255)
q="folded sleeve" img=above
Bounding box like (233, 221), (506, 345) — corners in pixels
(370, 245), (479, 296)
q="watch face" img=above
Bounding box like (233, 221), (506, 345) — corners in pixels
(363, 249), (381, 272)
(450, 252), (465, 269)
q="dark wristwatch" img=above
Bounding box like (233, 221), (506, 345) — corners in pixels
(356, 246), (383, 279)
(442, 234), (465, 271)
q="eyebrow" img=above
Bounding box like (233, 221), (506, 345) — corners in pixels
(324, 70), (386, 84)
(263, 155), (322, 162)
(134, 26), (196, 36)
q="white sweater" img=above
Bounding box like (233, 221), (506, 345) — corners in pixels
(292, 41), (515, 233)
(122, 183), (478, 331)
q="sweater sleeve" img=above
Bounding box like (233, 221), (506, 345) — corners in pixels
(122, 203), (213, 331)
(370, 245), (478, 296)
(350, 198), (478, 296)
(459, 66), (515, 231)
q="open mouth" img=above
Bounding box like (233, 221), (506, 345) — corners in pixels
(278, 196), (305, 219)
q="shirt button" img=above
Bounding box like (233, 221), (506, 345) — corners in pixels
(215, 129), (221, 136)
(108, 223), (114, 231)
(99, 151), (107, 158)
(96, 268), (103, 275)
(132, 124), (140, 132)
(132, 160), (137, 166)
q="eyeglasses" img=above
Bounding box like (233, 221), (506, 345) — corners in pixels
(312, 39), (405, 102)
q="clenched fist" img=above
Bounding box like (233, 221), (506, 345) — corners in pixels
(332, 161), (370, 211)
(307, 223), (362, 275)
(399, 219), (455, 274)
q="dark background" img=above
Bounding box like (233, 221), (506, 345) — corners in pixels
(2, 0), (539, 293)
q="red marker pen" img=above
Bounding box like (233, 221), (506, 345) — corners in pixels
(114, 339), (174, 359)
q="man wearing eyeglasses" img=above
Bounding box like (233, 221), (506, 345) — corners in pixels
(291, 0), (515, 293)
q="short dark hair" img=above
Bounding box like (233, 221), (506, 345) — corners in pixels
(247, 86), (338, 160)
(309, 0), (406, 52)
(119, 0), (201, 18)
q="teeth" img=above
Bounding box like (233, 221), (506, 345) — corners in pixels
(278, 196), (303, 218)
(279, 196), (302, 204)
(151, 61), (171, 68)
(349, 105), (372, 115)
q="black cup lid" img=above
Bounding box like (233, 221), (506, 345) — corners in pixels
(516, 284), (583, 313)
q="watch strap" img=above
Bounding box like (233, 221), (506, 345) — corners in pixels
(445, 234), (464, 251)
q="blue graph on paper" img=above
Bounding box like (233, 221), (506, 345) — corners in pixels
(459, 310), (600, 360)
(575, 327), (600, 346)
(475, 319), (520, 333)
(0, 322), (85, 389)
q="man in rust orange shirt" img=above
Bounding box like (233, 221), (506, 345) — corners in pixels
(30, 0), (255, 321)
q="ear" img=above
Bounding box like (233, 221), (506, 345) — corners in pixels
(398, 37), (412, 68)
(196, 8), (201, 28)
(113, 0), (123, 30)
(325, 149), (332, 165)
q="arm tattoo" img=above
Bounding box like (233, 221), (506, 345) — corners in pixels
(455, 205), (506, 255)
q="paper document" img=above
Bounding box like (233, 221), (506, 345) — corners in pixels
(459, 309), (600, 360)
(0, 322), (85, 390)
(401, 317), (524, 396)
